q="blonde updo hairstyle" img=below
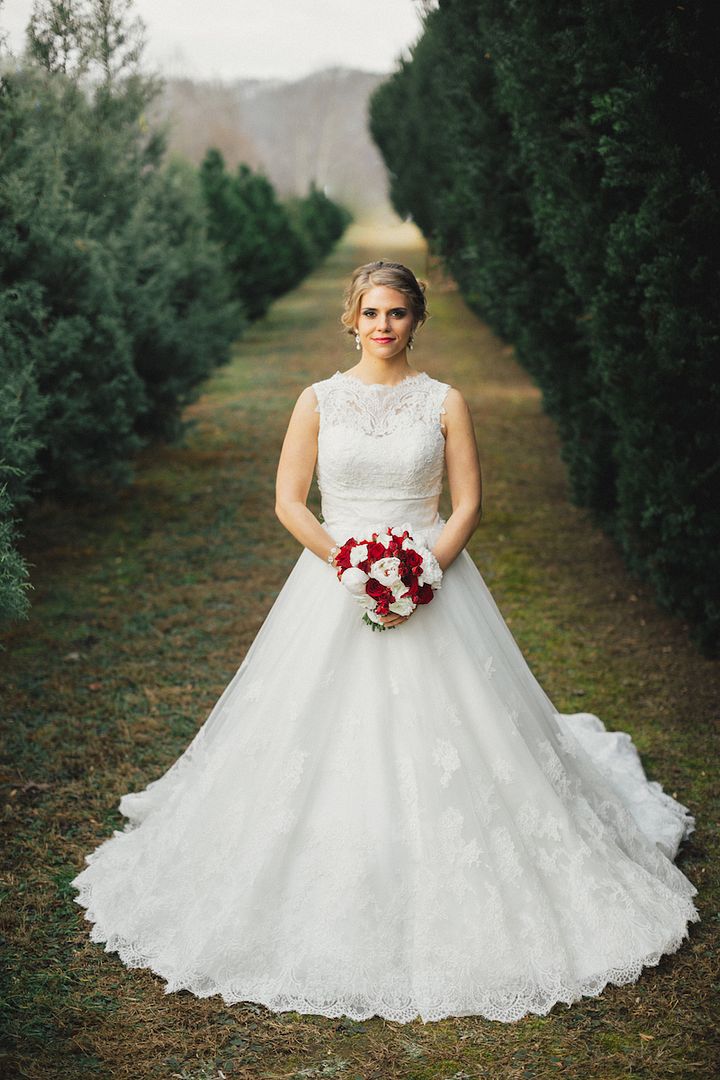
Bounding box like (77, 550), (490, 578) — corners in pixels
(340, 260), (430, 339)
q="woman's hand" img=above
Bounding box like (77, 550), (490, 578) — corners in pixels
(378, 608), (414, 629)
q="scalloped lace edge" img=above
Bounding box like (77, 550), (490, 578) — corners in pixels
(72, 886), (700, 1025)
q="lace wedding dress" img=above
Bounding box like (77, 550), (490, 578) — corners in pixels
(71, 369), (699, 1024)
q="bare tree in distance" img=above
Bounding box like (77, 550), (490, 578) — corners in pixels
(26, 0), (91, 78)
(25, 0), (154, 93)
(89, 0), (145, 87)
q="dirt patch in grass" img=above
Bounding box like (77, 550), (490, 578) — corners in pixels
(1, 220), (718, 1079)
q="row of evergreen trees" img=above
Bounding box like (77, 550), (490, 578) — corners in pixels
(370, 0), (720, 654)
(0, 0), (351, 630)
(200, 153), (351, 322)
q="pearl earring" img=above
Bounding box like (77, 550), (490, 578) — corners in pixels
(355, 333), (361, 351)
(408, 334), (415, 351)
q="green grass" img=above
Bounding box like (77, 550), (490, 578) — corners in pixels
(1, 220), (717, 1079)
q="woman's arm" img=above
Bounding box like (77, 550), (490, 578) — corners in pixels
(431, 388), (483, 572)
(275, 386), (339, 564)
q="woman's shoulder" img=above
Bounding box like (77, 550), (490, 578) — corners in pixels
(287, 382), (326, 419)
(437, 383), (465, 406)
(423, 373), (465, 409)
(305, 371), (342, 413)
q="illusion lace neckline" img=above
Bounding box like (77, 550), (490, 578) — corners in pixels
(334, 370), (429, 390)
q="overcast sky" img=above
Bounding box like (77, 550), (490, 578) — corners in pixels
(1, 1), (428, 81)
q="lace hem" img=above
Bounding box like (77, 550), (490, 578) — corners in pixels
(72, 882), (699, 1025)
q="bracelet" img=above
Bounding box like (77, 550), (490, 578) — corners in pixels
(327, 543), (340, 565)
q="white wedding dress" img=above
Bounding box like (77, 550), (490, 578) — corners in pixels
(71, 369), (699, 1024)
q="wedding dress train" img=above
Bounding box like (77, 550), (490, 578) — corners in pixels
(71, 369), (699, 1024)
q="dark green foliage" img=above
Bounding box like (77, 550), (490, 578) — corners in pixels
(285, 181), (353, 267)
(199, 150), (299, 320)
(369, 7), (617, 519)
(0, 481), (33, 628)
(114, 157), (245, 442)
(0, 68), (147, 494)
(199, 151), (352, 320)
(0, 284), (42, 630)
(0, 2), (243, 628)
(0, 0), (352, 630)
(369, 0), (720, 653)
(0, 284), (48, 508)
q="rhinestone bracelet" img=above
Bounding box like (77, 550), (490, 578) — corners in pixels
(327, 544), (340, 565)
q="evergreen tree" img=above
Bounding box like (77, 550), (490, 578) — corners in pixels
(370, 0), (720, 652)
(0, 1), (350, 629)
(0, 2), (241, 626)
(0, 65), (147, 494)
(200, 152), (351, 320)
(286, 182), (352, 265)
(117, 156), (244, 441)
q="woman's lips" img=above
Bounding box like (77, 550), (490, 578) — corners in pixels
(373, 338), (394, 343)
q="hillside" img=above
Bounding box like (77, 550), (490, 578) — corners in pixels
(149, 66), (397, 221)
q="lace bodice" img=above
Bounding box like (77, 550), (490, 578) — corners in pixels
(311, 370), (452, 543)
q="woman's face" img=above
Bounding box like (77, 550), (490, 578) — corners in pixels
(355, 285), (415, 361)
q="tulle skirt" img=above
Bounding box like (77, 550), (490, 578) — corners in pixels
(71, 517), (699, 1023)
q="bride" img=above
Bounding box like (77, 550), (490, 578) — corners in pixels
(71, 259), (699, 1025)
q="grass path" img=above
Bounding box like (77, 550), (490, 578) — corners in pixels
(1, 221), (717, 1079)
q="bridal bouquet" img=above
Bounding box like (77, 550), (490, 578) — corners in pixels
(333, 524), (443, 630)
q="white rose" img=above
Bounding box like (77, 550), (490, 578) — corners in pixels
(417, 548), (443, 588)
(390, 577), (409, 597)
(340, 567), (369, 596)
(349, 543), (368, 567)
(354, 592), (376, 610)
(370, 556), (402, 586)
(389, 594), (415, 616)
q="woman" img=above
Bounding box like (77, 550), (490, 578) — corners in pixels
(72, 259), (699, 1025)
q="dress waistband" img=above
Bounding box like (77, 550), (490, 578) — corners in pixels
(320, 493), (444, 547)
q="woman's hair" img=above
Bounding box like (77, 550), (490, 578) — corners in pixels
(340, 260), (429, 338)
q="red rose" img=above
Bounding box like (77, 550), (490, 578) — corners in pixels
(415, 583), (434, 605)
(335, 537), (361, 571)
(402, 549), (423, 571)
(365, 577), (389, 599)
(366, 541), (386, 562)
(336, 549), (354, 571)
